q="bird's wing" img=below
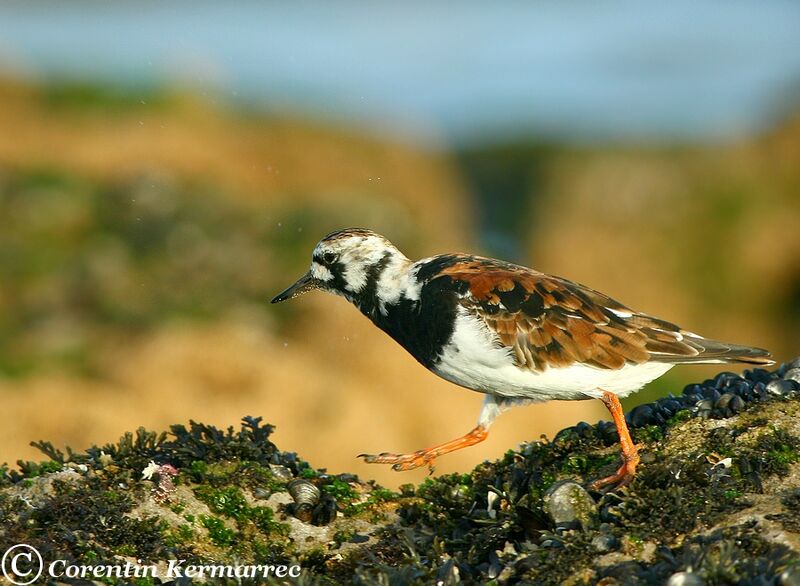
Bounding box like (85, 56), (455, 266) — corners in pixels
(420, 255), (772, 371)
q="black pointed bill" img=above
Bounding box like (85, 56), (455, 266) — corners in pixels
(271, 271), (321, 303)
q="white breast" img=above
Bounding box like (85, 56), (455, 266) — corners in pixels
(432, 309), (673, 401)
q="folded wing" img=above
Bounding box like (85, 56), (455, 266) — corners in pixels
(424, 255), (773, 372)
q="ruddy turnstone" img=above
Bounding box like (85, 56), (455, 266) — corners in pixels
(272, 228), (774, 488)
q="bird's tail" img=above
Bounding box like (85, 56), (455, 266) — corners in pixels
(666, 336), (774, 366)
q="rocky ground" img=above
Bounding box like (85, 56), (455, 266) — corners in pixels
(2, 360), (800, 585)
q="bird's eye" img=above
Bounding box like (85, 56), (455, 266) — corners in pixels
(322, 252), (338, 265)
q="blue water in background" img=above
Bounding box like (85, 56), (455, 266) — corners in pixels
(0, 0), (799, 146)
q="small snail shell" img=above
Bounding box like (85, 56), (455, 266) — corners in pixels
(287, 478), (321, 505)
(287, 479), (321, 523)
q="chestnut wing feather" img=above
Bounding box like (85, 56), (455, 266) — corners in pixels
(428, 256), (701, 371)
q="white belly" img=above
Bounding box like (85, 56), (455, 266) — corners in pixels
(432, 310), (673, 401)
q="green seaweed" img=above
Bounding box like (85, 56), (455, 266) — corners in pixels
(1, 386), (799, 585)
(199, 515), (236, 547)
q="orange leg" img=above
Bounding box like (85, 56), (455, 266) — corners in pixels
(591, 390), (640, 490)
(359, 425), (488, 473)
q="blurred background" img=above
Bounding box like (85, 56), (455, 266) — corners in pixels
(0, 1), (798, 488)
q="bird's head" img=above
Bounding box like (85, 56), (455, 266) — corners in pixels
(271, 228), (409, 305)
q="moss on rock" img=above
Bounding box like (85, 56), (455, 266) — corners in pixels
(2, 366), (800, 584)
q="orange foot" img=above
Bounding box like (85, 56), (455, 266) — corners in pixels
(359, 449), (438, 472)
(591, 389), (641, 490)
(358, 425), (488, 473)
(590, 452), (640, 490)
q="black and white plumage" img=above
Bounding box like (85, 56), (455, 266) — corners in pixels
(272, 228), (774, 487)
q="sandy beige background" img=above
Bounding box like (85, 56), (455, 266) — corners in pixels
(0, 79), (795, 488)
